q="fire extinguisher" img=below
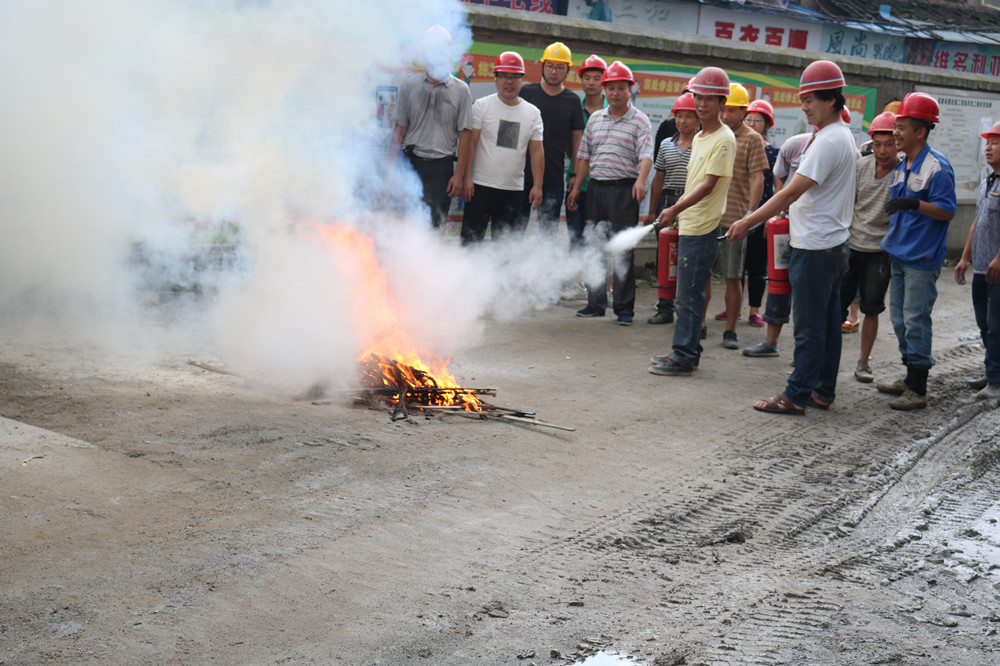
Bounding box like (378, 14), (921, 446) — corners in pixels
(657, 226), (680, 300)
(766, 216), (790, 295)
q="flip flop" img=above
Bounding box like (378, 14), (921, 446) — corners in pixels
(808, 394), (832, 410)
(753, 392), (805, 415)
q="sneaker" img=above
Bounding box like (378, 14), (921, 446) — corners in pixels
(976, 383), (1000, 400)
(890, 388), (928, 410)
(743, 342), (779, 357)
(649, 358), (693, 376)
(722, 330), (739, 349)
(617, 314), (633, 326)
(713, 310), (741, 321)
(876, 378), (907, 395)
(966, 376), (988, 390)
(576, 305), (605, 317)
(700, 325), (707, 340)
(854, 363), (874, 383)
(748, 313), (765, 327)
(647, 311), (674, 325)
(649, 354), (698, 370)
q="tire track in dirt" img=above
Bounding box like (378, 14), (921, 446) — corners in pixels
(509, 339), (1000, 663)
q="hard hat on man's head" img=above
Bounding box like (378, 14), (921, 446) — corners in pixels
(799, 60), (846, 95)
(897, 92), (940, 124)
(602, 61), (636, 86)
(578, 54), (608, 76)
(687, 67), (730, 96)
(672, 93), (696, 115)
(493, 51), (526, 75)
(981, 120), (1000, 139)
(541, 42), (573, 66)
(423, 25), (452, 44)
(868, 111), (896, 136)
(725, 83), (750, 108)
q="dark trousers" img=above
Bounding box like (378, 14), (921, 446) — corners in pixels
(839, 249), (891, 321)
(744, 224), (767, 308)
(520, 183), (565, 236)
(584, 179), (638, 316)
(460, 185), (521, 244)
(973, 273), (1000, 384)
(407, 152), (455, 228)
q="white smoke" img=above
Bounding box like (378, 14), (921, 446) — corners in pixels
(0, 0), (616, 392)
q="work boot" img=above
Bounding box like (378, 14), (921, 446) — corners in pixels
(976, 383), (1000, 400)
(647, 311), (674, 325)
(890, 388), (928, 410)
(876, 378), (907, 395)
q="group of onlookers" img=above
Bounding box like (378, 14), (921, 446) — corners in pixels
(391, 25), (1000, 411)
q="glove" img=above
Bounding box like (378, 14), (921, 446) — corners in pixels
(884, 197), (919, 215)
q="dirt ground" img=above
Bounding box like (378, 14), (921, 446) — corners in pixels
(2, 274), (1000, 665)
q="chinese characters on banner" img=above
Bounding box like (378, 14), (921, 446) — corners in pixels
(928, 44), (1000, 76)
(697, 6), (821, 51)
(461, 0), (553, 12)
(821, 25), (905, 63)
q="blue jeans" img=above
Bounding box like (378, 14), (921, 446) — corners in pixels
(669, 228), (721, 368)
(521, 184), (565, 236)
(784, 243), (849, 407)
(889, 260), (940, 370)
(972, 274), (1000, 383)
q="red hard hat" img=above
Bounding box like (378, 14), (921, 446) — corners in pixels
(745, 99), (774, 126)
(578, 54), (608, 76)
(687, 66), (730, 96)
(897, 92), (939, 124)
(799, 60), (846, 95)
(493, 51), (525, 75)
(868, 111), (896, 136)
(602, 60), (635, 86)
(840, 107), (852, 124)
(982, 120), (1000, 139)
(672, 92), (696, 114)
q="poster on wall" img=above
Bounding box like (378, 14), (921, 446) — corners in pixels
(919, 86), (1000, 202)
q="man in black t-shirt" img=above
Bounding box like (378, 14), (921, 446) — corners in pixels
(519, 41), (585, 237)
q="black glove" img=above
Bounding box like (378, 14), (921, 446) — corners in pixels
(884, 197), (919, 215)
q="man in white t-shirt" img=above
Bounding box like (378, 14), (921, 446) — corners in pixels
(460, 51), (544, 243)
(727, 60), (857, 415)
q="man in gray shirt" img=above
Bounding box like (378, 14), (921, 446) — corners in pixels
(840, 111), (898, 383)
(391, 25), (473, 228)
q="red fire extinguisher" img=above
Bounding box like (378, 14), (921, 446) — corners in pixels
(766, 216), (790, 295)
(657, 226), (680, 300)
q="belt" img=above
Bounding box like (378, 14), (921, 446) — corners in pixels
(591, 178), (635, 187)
(405, 148), (455, 162)
(663, 188), (684, 196)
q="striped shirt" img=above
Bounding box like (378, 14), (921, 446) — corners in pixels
(578, 104), (654, 180)
(654, 135), (691, 191)
(721, 122), (768, 227)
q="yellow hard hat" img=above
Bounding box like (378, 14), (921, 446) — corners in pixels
(725, 82), (750, 108)
(540, 42), (573, 66)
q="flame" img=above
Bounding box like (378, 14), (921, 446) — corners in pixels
(311, 221), (482, 411)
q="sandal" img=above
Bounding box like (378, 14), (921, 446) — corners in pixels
(808, 394), (832, 410)
(753, 392), (805, 415)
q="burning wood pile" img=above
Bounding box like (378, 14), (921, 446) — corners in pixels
(352, 352), (572, 431)
(305, 222), (573, 431)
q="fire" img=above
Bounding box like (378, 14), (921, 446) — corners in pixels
(311, 221), (482, 412)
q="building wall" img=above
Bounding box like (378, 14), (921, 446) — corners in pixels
(467, 5), (1000, 254)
